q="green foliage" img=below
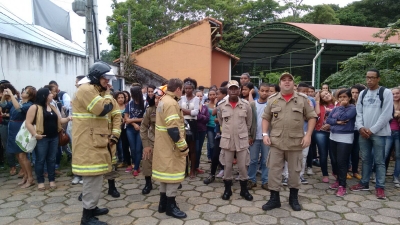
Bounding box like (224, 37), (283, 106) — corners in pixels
(280, 0), (312, 21)
(301, 4), (340, 24)
(374, 19), (400, 42)
(100, 50), (117, 64)
(324, 45), (400, 88)
(259, 72), (301, 84)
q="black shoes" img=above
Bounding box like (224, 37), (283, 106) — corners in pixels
(166, 197), (187, 218)
(222, 180), (233, 200)
(158, 192), (167, 213)
(262, 190), (281, 211)
(240, 180), (253, 201)
(107, 179), (120, 198)
(80, 208), (107, 225)
(78, 193), (82, 201)
(142, 176), (153, 195)
(93, 207), (109, 216)
(203, 175), (215, 185)
(289, 188), (301, 211)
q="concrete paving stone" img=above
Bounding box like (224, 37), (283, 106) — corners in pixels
(187, 196), (208, 205)
(24, 195), (48, 203)
(334, 220), (359, 225)
(36, 211), (63, 222)
(218, 205), (240, 214)
(352, 207), (379, 216)
(254, 189), (269, 196)
(145, 195), (161, 203)
(195, 185), (214, 193)
(291, 210), (316, 220)
(334, 200), (347, 206)
(346, 202), (358, 208)
(280, 217), (306, 225)
(20, 200), (45, 210)
(105, 199), (129, 208)
(252, 215), (277, 224)
(202, 191), (221, 199)
(213, 222), (235, 225)
(106, 216), (136, 225)
(159, 218), (184, 225)
(209, 198), (230, 206)
(60, 212), (82, 223)
(62, 204), (82, 214)
(377, 207), (400, 217)
(152, 211), (171, 220)
(44, 196), (67, 203)
(0, 200), (24, 208)
(241, 206), (265, 215)
(46, 191), (69, 197)
(306, 219), (334, 225)
(104, 194), (127, 201)
(8, 218), (39, 225)
(201, 211), (226, 221)
(343, 213), (371, 223)
(39, 221), (63, 225)
(0, 207), (19, 217)
(130, 208), (154, 217)
(306, 189), (327, 196)
(231, 199), (253, 207)
(184, 219), (210, 225)
(182, 191), (201, 197)
(6, 194), (29, 201)
(359, 200), (384, 209)
(301, 203), (325, 211)
(194, 203), (217, 212)
(343, 194), (366, 202)
(384, 201), (400, 209)
(313, 183), (330, 190)
(178, 202), (194, 211)
(226, 213), (251, 224)
(127, 202), (150, 210)
(263, 208), (290, 217)
(15, 208), (42, 219)
(317, 211), (342, 221)
(362, 223), (386, 225)
(125, 189), (142, 195)
(125, 194), (146, 202)
(182, 210), (201, 220)
(121, 183), (140, 189)
(371, 215), (400, 224)
(180, 184), (196, 191)
(41, 203), (66, 212)
(0, 216), (15, 225)
(327, 205), (351, 213)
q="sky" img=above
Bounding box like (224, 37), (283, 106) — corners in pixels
(0, 0), (359, 51)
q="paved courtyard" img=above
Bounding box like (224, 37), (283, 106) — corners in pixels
(1, 159), (400, 225)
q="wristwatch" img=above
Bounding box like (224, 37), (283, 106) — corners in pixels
(262, 133), (269, 137)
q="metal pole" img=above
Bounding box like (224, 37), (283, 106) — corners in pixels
(86, 0), (94, 68)
(119, 24), (124, 76)
(128, 8), (132, 56)
(93, 0), (100, 60)
(312, 43), (324, 87)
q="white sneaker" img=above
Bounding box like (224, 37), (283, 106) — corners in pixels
(371, 173), (376, 183)
(79, 179), (83, 184)
(307, 167), (314, 175)
(235, 175), (240, 181)
(393, 175), (400, 184)
(71, 176), (81, 185)
(216, 170), (224, 178)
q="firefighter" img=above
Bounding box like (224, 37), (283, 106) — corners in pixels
(72, 62), (117, 225)
(152, 78), (189, 219)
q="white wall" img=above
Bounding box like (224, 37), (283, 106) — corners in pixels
(0, 37), (86, 95)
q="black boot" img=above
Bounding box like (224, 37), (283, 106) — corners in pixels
(166, 196), (187, 218)
(178, 184), (182, 189)
(142, 176), (153, 195)
(92, 206), (109, 216)
(240, 180), (253, 201)
(289, 188), (301, 211)
(107, 179), (120, 198)
(203, 175), (215, 185)
(158, 192), (167, 213)
(78, 193), (82, 201)
(262, 190), (281, 211)
(80, 208), (107, 225)
(222, 180), (233, 200)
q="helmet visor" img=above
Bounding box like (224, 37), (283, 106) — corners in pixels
(101, 74), (116, 80)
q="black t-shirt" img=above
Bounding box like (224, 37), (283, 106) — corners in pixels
(43, 109), (58, 138)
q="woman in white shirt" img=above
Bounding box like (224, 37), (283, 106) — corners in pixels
(179, 78), (200, 179)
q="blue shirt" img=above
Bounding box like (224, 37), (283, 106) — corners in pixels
(303, 97), (316, 132)
(124, 100), (145, 127)
(1, 101), (33, 121)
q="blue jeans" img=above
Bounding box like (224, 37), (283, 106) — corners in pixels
(126, 127), (142, 171)
(248, 140), (269, 184)
(34, 136), (58, 183)
(385, 131), (400, 177)
(206, 126), (215, 160)
(117, 137), (124, 163)
(315, 131), (332, 176)
(196, 131), (207, 169)
(359, 134), (386, 188)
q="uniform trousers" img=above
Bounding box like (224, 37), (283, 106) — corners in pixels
(282, 146), (309, 178)
(159, 182), (180, 197)
(221, 149), (249, 181)
(267, 147), (302, 191)
(142, 151), (153, 177)
(82, 175), (103, 209)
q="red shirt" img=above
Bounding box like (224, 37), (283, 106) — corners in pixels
(230, 101), (238, 108)
(282, 93), (293, 102)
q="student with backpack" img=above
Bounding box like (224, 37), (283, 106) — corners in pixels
(351, 69), (393, 200)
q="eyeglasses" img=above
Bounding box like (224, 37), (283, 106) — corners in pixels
(366, 76), (378, 80)
(153, 88), (164, 97)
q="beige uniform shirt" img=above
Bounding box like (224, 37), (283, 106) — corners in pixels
(262, 92), (317, 151)
(217, 98), (252, 152)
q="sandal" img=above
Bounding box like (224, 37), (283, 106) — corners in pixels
(17, 171), (25, 178)
(21, 179), (35, 189)
(37, 183), (46, 191)
(18, 179), (27, 186)
(189, 171), (196, 179)
(49, 182), (57, 190)
(9, 167), (17, 176)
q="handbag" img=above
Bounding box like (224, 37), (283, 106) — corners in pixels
(58, 128), (70, 146)
(15, 105), (39, 153)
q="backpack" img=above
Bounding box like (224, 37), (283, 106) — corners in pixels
(360, 86), (394, 117)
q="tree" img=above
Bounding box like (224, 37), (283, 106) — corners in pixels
(279, 0), (312, 22)
(301, 4), (340, 24)
(100, 50), (116, 64)
(374, 18), (400, 42)
(260, 72), (301, 84)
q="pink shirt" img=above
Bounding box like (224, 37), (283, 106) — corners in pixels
(390, 119), (400, 131)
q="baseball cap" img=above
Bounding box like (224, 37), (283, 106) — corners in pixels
(279, 73), (294, 81)
(227, 80), (240, 88)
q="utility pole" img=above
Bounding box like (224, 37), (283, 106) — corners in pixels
(85, 0), (94, 67)
(119, 24), (124, 76)
(127, 8), (132, 56)
(93, 0), (100, 60)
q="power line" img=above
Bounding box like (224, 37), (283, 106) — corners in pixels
(0, 5), (85, 53)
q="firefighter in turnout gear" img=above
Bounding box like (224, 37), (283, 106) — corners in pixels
(140, 86), (166, 195)
(72, 61), (117, 225)
(152, 79), (189, 219)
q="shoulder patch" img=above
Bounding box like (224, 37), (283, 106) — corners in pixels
(218, 99), (227, 106)
(298, 92), (308, 98)
(240, 98), (249, 104)
(268, 93), (278, 99)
